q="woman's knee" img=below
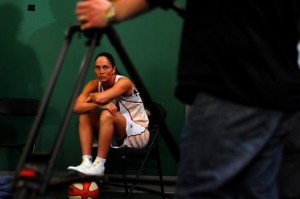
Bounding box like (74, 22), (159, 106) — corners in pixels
(99, 110), (114, 123)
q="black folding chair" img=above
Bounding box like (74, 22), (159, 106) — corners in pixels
(0, 98), (40, 153)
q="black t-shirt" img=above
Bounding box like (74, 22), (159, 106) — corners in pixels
(172, 0), (300, 111)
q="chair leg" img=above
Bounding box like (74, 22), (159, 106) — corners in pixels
(156, 147), (165, 199)
(121, 156), (128, 197)
(126, 150), (151, 199)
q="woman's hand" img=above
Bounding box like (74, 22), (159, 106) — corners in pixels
(101, 102), (118, 116)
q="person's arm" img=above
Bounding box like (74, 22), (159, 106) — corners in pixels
(84, 77), (132, 116)
(86, 77), (132, 104)
(76, 0), (152, 30)
(73, 80), (100, 114)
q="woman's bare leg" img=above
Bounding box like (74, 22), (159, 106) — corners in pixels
(97, 110), (127, 158)
(67, 112), (99, 173)
(73, 110), (127, 176)
(78, 112), (99, 155)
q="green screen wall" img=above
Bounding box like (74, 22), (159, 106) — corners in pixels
(0, 0), (185, 176)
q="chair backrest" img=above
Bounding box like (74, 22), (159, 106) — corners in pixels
(146, 103), (167, 129)
(0, 98), (40, 116)
(136, 102), (166, 152)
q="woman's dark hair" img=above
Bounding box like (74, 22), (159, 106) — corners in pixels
(94, 52), (120, 74)
(94, 52), (115, 66)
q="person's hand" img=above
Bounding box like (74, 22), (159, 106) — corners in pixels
(85, 92), (97, 102)
(102, 102), (118, 116)
(76, 0), (112, 30)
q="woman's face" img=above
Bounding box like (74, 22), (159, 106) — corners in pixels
(94, 56), (116, 83)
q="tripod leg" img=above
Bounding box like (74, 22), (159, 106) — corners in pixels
(11, 26), (104, 198)
(105, 27), (180, 162)
(11, 25), (80, 196)
(41, 30), (102, 193)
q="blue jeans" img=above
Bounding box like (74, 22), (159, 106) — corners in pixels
(175, 92), (300, 199)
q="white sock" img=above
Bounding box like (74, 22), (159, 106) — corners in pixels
(82, 155), (92, 163)
(95, 157), (106, 165)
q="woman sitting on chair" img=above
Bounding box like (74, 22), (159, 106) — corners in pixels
(68, 52), (149, 176)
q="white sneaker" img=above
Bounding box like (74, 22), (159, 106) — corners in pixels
(67, 159), (92, 174)
(84, 159), (105, 176)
